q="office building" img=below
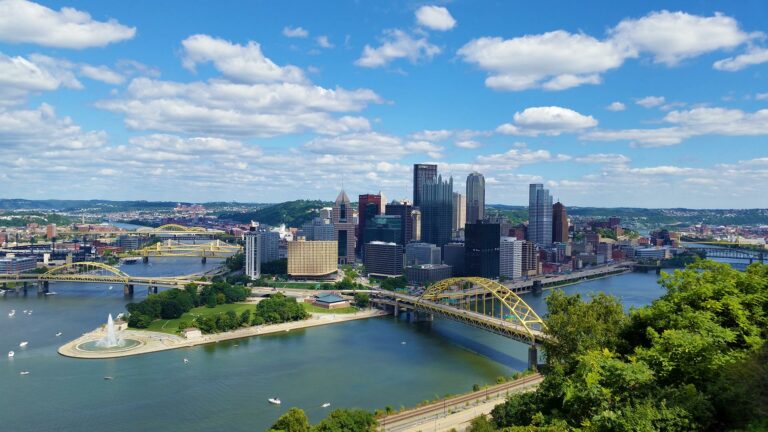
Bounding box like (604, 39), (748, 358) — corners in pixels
(46, 224), (57, 239)
(364, 242), (404, 277)
(528, 184), (553, 247)
(413, 163), (438, 208)
(421, 175), (453, 247)
(521, 241), (539, 276)
(465, 172), (485, 224)
(405, 264), (452, 285)
(0, 256), (37, 274)
(500, 237), (523, 280)
(442, 242), (465, 276)
(244, 227), (261, 279)
(287, 239), (338, 278)
(452, 192), (466, 235)
(363, 215), (402, 246)
(260, 231), (281, 263)
(552, 201), (568, 243)
(332, 190), (356, 264)
(405, 242), (441, 266)
(116, 235), (143, 251)
(300, 217), (334, 241)
(411, 209), (421, 241)
(357, 194), (382, 255)
(465, 222), (500, 278)
(385, 201), (413, 246)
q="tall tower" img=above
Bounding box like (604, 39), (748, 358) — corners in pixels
(357, 193), (381, 255)
(244, 224), (261, 279)
(552, 201), (569, 243)
(528, 184), (553, 247)
(421, 175), (453, 247)
(333, 190), (356, 264)
(413, 164), (437, 208)
(452, 192), (466, 234)
(385, 200), (413, 246)
(465, 172), (485, 224)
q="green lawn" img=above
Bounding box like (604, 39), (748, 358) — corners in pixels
(301, 302), (359, 314)
(145, 303), (258, 334)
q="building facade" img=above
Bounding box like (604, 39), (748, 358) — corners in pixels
(413, 163), (438, 208)
(0, 256), (37, 274)
(500, 237), (523, 280)
(465, 222), (500, 278)
(260, 231), (281, 263)
(287, 239), (338, 278)
(385, 200), (413, 246)
(405, 242), (441, 266)
(332, 190), (356, 264)
(363, 215), (402, 246)
(552, 201), (568, 244)
(363, 242), (404, 277)
(528, 183), (553, 247)
(357, 193), (382, 255)
(521, 241), (539, 276)
(452, 192), (466, 236)
(421, 175), (453, 247)
(405, 264), (452, 285)
(465, 172), (485, 224)
(442, 242), (465, 276)
(244, 227), (261, 279)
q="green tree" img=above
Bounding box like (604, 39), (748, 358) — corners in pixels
(466, 415), (496, 432)
(312, 409), (376, 432)
(353, 293), (370, 308)
(270, 407), (310, 432)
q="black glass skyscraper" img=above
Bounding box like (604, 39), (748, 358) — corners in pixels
(413, 164), (437, 208)
(465, 222), (500, 278)
(421, 174), (453, 248)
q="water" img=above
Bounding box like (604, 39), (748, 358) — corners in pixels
(1, 259), (664, 432)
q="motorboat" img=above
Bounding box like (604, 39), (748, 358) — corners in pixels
(108, 286), (114, 290)
(19, 341), (28, 348)
(183, 358), (189, 364)
(19, 371), (30, 375)
(8, 351), (14, 358)
(268, 398), (281, 405)
(401, 341), (406, 345)
(45, 291), (57, 296)
(322, 403), (331, 408)
(55, 332), (63, 337)
(8, 310), (15, 317)
(104, 376), (114, 381)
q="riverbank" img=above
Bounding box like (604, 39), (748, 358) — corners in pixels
(58, 308), (388, 359)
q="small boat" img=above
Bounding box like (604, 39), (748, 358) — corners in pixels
(104, 376), (114, 381)
(8, 351), (14, 358)
(45, 291), (57, 296)
(23, 310), (27, 314)
(55, 332), (62, 337)
(183, 358), (189, 364)
(19, 341), (28, 348)
(27, 310), (32, 315)
(108, 286), (113, 290)
(8, 310), (15, 317)
(322, 403), (331, 408)
(401, 341), (406, 345)
(19, 371), (30, 375)
(268, 398), (281, 405)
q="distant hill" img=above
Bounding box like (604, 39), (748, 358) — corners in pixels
(0, 199), (267, 212)
(219, 200), (332, 227)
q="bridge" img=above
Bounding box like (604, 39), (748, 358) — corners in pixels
(371, 277), (548, 369)
(120, 239), (241, 263)
(686, 245), (765, 263)
(0, 262), (210, 296)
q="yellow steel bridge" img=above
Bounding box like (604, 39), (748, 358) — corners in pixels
(119, 239), (241, 259)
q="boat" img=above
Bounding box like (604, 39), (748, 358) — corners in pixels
(268, 398), (281, 405)
(183, 358), (189, 364)
(19, 341), (28, 348)
(0, 289), (6, 295)
(104, 376), (114, 381)
(108, 286), (114, 290)
(55, 332), (62, 337)
(401, 341), (406, 345)
(122, 258), (140, 265)
(322, 403), (331, 408)
(8, 351), (14, 358)
(19, 371), (30, 375)
(45, 291), (57, 296)
(8, 310), (14, 317)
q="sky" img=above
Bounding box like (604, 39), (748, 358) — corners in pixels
(0, 0), (767, 208)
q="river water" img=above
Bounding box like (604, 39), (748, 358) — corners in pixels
(1, 259), (664, 432)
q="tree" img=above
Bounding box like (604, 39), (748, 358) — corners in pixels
(225, 252), (244, 271)
(353, 293), (370, 308)
(270, 407), (310, 432)
(466, 415), (495, 432)
(312, 409), (376, 432)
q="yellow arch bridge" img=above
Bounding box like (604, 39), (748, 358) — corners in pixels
(0, 262), (210, 296)
(371, 277), (548, 368)
(119, 239), (241, 262)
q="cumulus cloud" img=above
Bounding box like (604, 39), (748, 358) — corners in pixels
(635, 96), (665, 108)
(496, 106), (597, 136)
(355, 29), (440, 68)
(476, 148), (570, 167)
(0, 0), (135, 48)
(316, 35), (334, 49)
(415, 5), (456, 31)
(181, 34), (306, 84)
(0, 103), (106, 149)
(606, 101), (626, 111)
(713, 47), (768, 71)
(282, 26), (308, 38)
(304, 132), (443, 159)
(455, 140), (480, 149)
(573, 153), (630, 165)
(78, 64), (125, 85)
(756, 92), (768, 101)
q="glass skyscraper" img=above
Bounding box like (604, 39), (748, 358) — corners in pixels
(465, 172), (485, 224)
(528, 183), (553, 247)
(413, 164), (437, 208)
(421, 174), (453, 247)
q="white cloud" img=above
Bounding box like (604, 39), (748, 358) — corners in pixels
(606, 101), (626, 111)
(0, 103), (106, 150)
(181, 34), (306, 84)
(496, 106), (597, 136)
(0, 0), (135, 48)
(610, 11), (756, 65)
(713, 47), (768, 71)
(756, 92), (768, 101)
(316, 35), (334, 49)
(415, 5), (456, 31)
(573, 153), (630, 165)
(78, 64), (125, 85)
(355, 29), (440, 68)
(476, 148), (570, 167)
(635, 96), (665, 108)
(455, 140), (480, 149)
(282, 26), (308, 38)
(409, 129), (453, 141)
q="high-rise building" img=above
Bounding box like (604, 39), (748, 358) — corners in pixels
(413, 164), (437, 208)
(442, 243), (465, 277)
(364, 242), (404, 277)
(465, 172), (485, 224)
(421, 175), (453, 247)
(287, 239), (338, 278)
(332, 190), (356, 264)
(405, 242), (441, 266)
(260, 231), (281, 263)
(500, 237), (523, 280)
(46, 224), (57, 239)
(528, 184), (553, 247)
(452, 192), (466, 235)
(357, 194), (382, 255)
(363, 215), (402, 246)
(244, 226), (261, 279)
(300, 217), (334, 241)
(465, 222), (500, 278)
(552, 201), (569, 244)
(521, 241), (539, 276)
(385, 200), (413, 246)
(411, 209), (421, 241)
(608, 217), (621, 229)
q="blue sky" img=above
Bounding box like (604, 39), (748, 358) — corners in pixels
(1, 0), (767, 208)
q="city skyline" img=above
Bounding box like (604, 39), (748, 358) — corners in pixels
(1, 0), (767, 208)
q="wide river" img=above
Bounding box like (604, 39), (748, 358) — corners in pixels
(1, 258), (665, 432)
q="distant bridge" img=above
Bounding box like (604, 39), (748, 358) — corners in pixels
(120, 239), (241, 262)
(0, 262), (210, 296)
(687, 245), (765, 263)
(371, 277), (548, 369)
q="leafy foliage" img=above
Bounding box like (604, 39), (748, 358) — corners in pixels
(220, 200), (330, 227)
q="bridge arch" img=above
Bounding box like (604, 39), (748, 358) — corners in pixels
(41, 262), (130, 282)
(418, 277), (546, 343)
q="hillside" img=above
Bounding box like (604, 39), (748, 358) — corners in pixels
(218, 200), (331, 227)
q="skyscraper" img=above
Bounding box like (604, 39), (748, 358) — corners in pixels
(465, 222), (500, 278)
(385, 200), (413, 246)
(413, 164), (437, 208)
(500, 237), (523, 280)
(552, 201), (569, 244)
(452, 192), (466, 235)
(332, 190), (356, 264)
(466, 172), (485, 223)
(421, 175), (453, 247)
(528, 184), (553, 247)
(244, 226), (261, 279)
(357, 193), (381, 255)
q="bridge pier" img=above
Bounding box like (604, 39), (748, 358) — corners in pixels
(201, 256), (207, 264)
(528, 345), (538, 371)
(37, 281), (49, 295)
(412, 311), (433, 322)
(393, 299), (399, 316)
(124, 284), (134, 297)
(148, 286), (158, 295)
(142, 256), (149, 264)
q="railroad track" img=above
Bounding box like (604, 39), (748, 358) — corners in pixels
(378, 373), (543, 431)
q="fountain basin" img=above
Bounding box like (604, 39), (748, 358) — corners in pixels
(76, 338), (143, 353)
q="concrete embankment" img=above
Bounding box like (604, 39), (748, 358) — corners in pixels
(59, 309), (388, 359)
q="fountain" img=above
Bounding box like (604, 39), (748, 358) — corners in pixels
(75, 313), (142, 353)
(96, 314), (121, 348)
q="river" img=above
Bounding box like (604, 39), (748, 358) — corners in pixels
(1, 259), (664, 432)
